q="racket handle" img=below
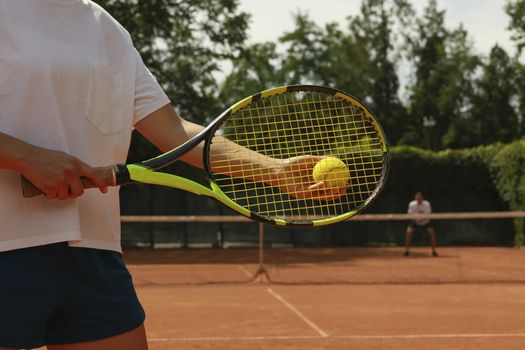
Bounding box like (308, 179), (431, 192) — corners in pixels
(21, 165), (119, 198)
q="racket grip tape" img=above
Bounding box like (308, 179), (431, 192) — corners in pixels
(21, 165), (120, 198)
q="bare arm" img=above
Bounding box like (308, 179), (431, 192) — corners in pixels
(0, 132), (107, 199)
(135, 104), (279, 182)
(135, 104), (345, 200)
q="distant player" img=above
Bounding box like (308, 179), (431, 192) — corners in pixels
(403, 191), (438, 257)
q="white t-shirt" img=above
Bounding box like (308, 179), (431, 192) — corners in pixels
(0, 0), (170, 252)
(407, 200), (432, 225)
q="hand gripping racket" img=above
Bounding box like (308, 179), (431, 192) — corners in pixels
(22, 85), (389, 227)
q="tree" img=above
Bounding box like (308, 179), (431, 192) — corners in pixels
(219, 43), (283, 106)
(406, 0), (479, 149)
(505, 1), (525, 136)
(406, 0), (447, 148)
(94, 0), (249, 123)
(469, 45), (518, 145)
(438, 27), (481, 148)
(346, 0), (412, 145)
(515, 62), (525, 135)
(278, 13), (329, 85)
(506, 0), (525, 53)
(275, 1), (412, 145)
(277, 13), (373, 96)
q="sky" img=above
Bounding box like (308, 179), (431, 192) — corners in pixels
(238, 0), (516, 56)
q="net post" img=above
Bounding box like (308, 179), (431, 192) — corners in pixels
(149, 230), (155, 250)
(252, 222), (270, 283)
(259, 222), (264, 267)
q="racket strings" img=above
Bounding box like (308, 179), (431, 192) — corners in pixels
(209, 91), (385, 223)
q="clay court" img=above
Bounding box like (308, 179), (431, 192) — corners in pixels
(123, 247), (525, 350)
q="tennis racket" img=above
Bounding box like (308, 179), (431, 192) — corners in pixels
(22, 85), (389, 227)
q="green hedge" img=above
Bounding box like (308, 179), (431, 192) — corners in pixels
(491, 140), (525, 246)
(265, 143), (515, 247)
(344, 143), (513, 246)
(121, 141), (525, 247)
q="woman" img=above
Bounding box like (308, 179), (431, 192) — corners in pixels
(0, 1), (339, 349)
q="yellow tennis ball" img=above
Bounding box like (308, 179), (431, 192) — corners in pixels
(312, 157), (350, 188)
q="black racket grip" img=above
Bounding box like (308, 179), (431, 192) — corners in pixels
(21, 165), (119, 198)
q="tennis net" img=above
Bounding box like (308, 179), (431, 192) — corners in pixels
(122, 212), (525, 286)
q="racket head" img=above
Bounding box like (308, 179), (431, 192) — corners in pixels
(204, 85), (389, 226)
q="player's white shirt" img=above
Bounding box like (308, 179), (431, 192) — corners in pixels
(0, 0), (170, 252)
(407, 200), (432, 226)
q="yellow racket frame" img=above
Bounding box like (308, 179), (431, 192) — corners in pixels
(124, 85), (389, 227)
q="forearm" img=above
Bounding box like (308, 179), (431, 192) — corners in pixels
(0, 132), (106, 199)
(0, 132), (34, 173)
(208, 134), (278, 184)
(135, 105), (280, 183)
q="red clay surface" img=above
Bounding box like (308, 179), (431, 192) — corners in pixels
(129, 247), (525, 350)
(125, 246), (525, 285)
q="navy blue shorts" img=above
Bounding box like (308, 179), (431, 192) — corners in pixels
(408, 221), (433, 230)
(0, 242), (145, 349)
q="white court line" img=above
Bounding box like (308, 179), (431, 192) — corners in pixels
(149, 332), (525, 342)
(266, 288), (329, 338)
(237, 265), (253, 278)
(339, 332), (525, 340)
(150, 335), (320, 342)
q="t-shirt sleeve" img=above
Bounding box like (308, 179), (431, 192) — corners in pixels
(132, 48), (171, 125)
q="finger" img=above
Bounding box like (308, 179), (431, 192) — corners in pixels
(35, 183), (56, 199)
(45, 191), (57, 200)
(57, 183), (70, 200)
(313, 187), (346, 201)
(308, 181), (325, 190)
(305, 182), (346, 197)
(68, 177), (84, 199)
(77, 161), (108, 193)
